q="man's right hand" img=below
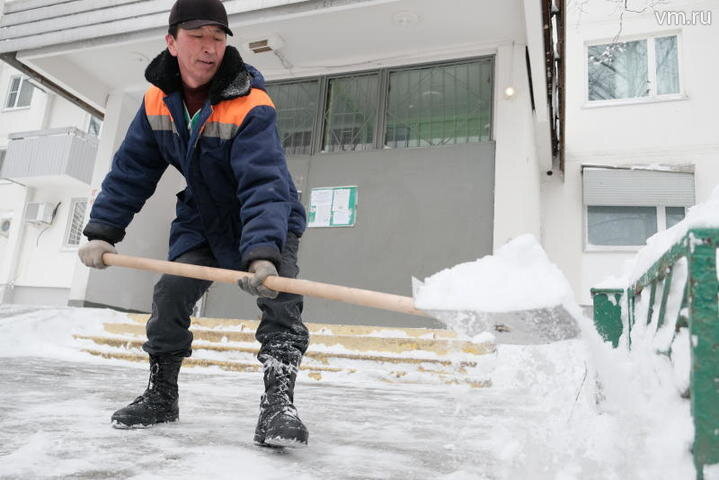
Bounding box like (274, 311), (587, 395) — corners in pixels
(78, 240), (117, 269)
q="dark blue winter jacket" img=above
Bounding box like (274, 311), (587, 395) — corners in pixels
(83, 46), (306, 270)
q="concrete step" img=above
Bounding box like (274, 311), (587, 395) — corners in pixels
(74, 335), (479, 369)
(125, 313), (460, 339)
(79, 315), (495, 387)
(104, 322), (492, 356)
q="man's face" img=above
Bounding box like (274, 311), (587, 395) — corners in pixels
(166, 25), (227, 88)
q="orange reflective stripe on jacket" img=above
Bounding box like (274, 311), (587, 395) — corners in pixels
(144, 86), (176, 133)
(143, 86), (275, 140)
(203, 88), (275, 140)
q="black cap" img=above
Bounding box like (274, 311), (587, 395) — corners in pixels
(169, 0), (234, 36)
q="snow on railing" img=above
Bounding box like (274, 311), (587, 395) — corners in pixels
(592, 228), (719, 480)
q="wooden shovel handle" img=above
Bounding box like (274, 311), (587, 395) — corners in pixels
(102, 253), (428, 318)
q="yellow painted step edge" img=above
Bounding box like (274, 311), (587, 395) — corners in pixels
(82, 349), (491, 388)
(105, 323), (495, 356)
(82, 349), (343, 373)
(126, 313), (459, 339)
(75, 335), (478, 368)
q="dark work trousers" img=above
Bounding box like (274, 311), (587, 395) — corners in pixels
(142, 233), (309, 366)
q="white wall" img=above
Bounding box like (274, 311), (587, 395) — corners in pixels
(0, 180), (32, 302)
(0, 64), (100, 305)
(13, 181), (90, 290)
(47, 96), (89, 131)
(542, 0), (719, 305)
(493, 42), (543, 250)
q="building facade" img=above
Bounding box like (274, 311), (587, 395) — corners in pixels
(545, 0), (718, 304)
(1, 0), (559, 327)
(0, 59), (102, 305)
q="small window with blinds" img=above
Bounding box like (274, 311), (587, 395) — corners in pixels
(582, 167), (693, 249)
(63, 198), (87, 248)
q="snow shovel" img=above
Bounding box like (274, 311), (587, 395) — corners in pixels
(102, 253), (579, 344)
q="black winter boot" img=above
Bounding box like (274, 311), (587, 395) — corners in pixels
(253, 357), (308, 448)
(111, 354), (182, 429)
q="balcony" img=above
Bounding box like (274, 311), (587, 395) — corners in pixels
(1, 127), (98, 186)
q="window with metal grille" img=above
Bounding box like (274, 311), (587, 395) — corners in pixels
(267, 56), (494, 155)
(266, 81), (319, 155)
(4, 75), (34, 109)
(64, 198), (87, 248)
(322, 74), (379, 152)
(385, 59), (492, 148)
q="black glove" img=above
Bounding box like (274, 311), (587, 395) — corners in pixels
(237, 260), (279, 298)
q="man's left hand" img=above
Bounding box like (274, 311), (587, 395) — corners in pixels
(238, 260), (279, 298)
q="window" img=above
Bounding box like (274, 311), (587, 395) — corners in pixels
(266, 81), (319, 155)
(587, 206), (685, 247)
(266, 57), (494, 155)
(322, 74), (379, 152)
(0, 149), (5, 176)
(385, 60), (492, 148)
(665, 206), (686, 228)
(4, 75), (34, 109)
(583, 167), (692, 248)
(587, 35), (679, 102)
(64, 198), (87, 248)
(87, 115), (103, 137)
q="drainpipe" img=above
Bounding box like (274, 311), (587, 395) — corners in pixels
(0, 179), (33, 303)
(40, 91), (56, 130)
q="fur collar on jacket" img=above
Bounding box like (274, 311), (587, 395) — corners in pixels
(144, 46), (251, 104)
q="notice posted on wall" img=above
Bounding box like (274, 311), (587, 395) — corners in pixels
(307, 186), (358, 228)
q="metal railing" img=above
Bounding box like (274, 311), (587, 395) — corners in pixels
(591, 228), (719, 479)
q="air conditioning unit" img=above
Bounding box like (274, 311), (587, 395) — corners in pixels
(0, 215), (12, 238)
(24, 202), (54, 225)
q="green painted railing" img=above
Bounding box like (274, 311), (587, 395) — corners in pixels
(591, 228), (719, 479)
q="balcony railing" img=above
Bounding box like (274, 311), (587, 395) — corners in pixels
(592, 228), (719, 479)
(1, 127), (98, 185)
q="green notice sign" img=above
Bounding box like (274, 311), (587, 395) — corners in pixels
(307, 186), (358, 228)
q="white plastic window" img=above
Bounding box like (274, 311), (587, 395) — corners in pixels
(4, 75), (34, 109)
(587, 35), (679, 102)
(586, 205), (686, 248)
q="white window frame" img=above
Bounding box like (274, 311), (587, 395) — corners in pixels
(583, 30), (686, 108)
(583, 205), (685, 252)
(62, 198), (88, 250)
(3, 75), (34, 111)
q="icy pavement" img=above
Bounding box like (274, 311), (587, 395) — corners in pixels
(0, 356), (521, 480)
(0, 305), (697, 479)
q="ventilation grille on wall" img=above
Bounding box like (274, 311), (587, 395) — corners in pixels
(247, 35), (284, 54)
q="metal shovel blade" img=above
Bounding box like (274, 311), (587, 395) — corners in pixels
(421, 306), (581, 345)
(412, 278), (581, 345)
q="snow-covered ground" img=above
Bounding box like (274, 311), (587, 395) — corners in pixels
(6, 192), (717, 479)
(0, 303), (696, 479)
